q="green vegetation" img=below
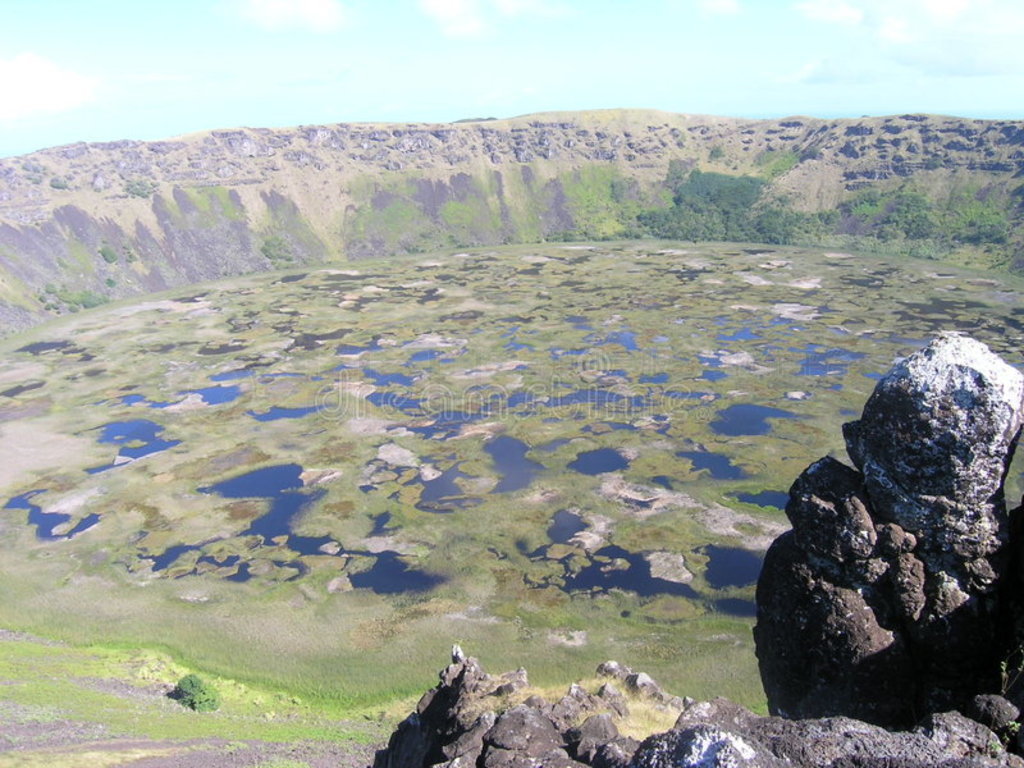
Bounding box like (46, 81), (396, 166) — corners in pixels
(99, 245), (119, 264)
(125, 179), (156, 199)
(37, 283), (109, 312)
(49, 176), (69, 190)
(755, 149), (799, 179)
(260, 235), (293, 265)
(172, 673), (221, 712)
(3, 241), (1023, 724)
(636, 168), (821, 244)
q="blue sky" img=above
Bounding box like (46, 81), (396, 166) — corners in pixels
(2, 0), (1023, 158)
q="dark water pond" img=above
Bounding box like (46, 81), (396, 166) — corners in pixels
(210, 368), (257, 382)
(416, 465), (478, 513)
(200, 464), (333, 556)
(563, 545), (699, 598)
(87, 420), (181, 473)
(186, 385), (242, 405)
(1, 381), (45, 397)
(589, 331), (638, 351)
(717, 328), (760, 342)
(349, 551), (445, 594)
(548, 509), (586, 544)
(4, 490), (100, 540)
(793, 346), (867, 376)
(700, 369), (728, 382)
(120, 393), (175, 408)
(337, 340), (382, 356)
(714, 598), (757, 617)
(486, 436), (545, 493)
(710, 404), (798, 436)
(366, 391), (424, 415)
(247, 405), (325, 421)
(640, 372), (669, 384)
(16, 340), (74, 355)
(701, 545), (763, 589)
(548, 390), (646, 410)
(363, 368), (417, 387)
(370, 512), (396, 536)
(407, 349), (445, 364)
(735, 490), (789, 509)
(677, 451), (747, 480)
(568, 448), (629, 475)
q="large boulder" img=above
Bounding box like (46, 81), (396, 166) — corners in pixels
(755, 334), (1024, 725)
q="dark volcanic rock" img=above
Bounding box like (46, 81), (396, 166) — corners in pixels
(376, 650), (1023, 768)
(756, 333), (1024, 726)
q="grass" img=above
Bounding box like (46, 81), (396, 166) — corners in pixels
(1, 240), (1023, 734)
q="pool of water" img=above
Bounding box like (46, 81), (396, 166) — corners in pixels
(563, 545), (700, 598)
(793, 346), (867, 376)
(247, 405), (325, 421)
(200, 464), (334, 556)
(362, 368), (417, 387)
(734, 490), (789, 509)
(4, 490), (100, 540)
(714, 598), (757, 617)
(547, 509), (586, 544)
(710, 403), (798, 436)
(717, 328), (761, 342)
(185, 385), (242, 405)
(701, 545), (763, 589)
(485, 436), (545, 493)
(640, 372), (669, 384)
(568, 448), (630, 475)
(348, 551), (445, 594)
(415, 464), (477, 513)
(677, 451), (747, 480)
(87, 420), (182, 473)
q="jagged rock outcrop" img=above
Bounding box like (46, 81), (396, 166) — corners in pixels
(374, 650), (1024, 767)
(755, 333), (1024, 726)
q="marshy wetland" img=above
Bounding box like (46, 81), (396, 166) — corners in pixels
(2, 240), (1023, 712)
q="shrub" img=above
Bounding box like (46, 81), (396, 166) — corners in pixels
(125, 179), (155, 198)
(172, 673), (221, 712)
(99, 245), (119, 264)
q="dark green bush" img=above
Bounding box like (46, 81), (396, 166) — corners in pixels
(172, 673), (220, 712)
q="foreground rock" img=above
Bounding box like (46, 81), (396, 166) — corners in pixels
(374, 649), (1023, 767)
(755, 334), (1024, 726)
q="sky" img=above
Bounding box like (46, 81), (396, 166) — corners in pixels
(2, 0), (1023, 158)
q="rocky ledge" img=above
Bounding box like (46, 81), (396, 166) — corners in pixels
(374, 333), (1024, 767)
(373, 647), (1021, 767)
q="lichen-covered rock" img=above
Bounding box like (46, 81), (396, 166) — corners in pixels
(756, 334), (1024, 725)
(633, 699), (1023, 768)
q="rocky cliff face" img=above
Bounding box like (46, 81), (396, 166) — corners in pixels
(1, 110), (1022, 334)
(755, 334), (1024, 728)
(372, 333), (1024, 767)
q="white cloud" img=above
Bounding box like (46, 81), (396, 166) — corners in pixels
(0, 53), (98, 122)
(238, 0), (346, 32)
(794, 0), (863, 24)
(418, 0), (568, 37)
(698, 0), (741, 14)
(418, 0), (486, 37)
(493, 0), (566, 16)
(793, 0), (1024, 77)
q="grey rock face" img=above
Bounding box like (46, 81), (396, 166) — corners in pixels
(756, 334), (1024, 725)
(375, 652), (1024, 768)
(630, 698), (1023, 768)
